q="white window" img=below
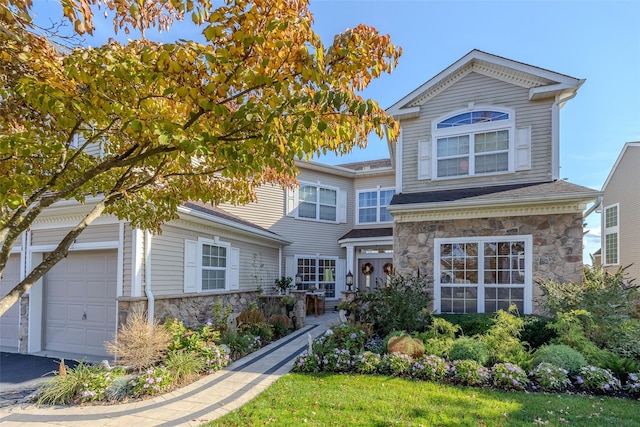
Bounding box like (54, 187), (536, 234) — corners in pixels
(603, 204), (619, 265)
(434, 235), (532, 314)
(183, 238), (239, 293)
(296, 256), (337, 298)
(357, 188), (395, 224)
(431, 108), (517, 179)
(298, 184), (337, 222)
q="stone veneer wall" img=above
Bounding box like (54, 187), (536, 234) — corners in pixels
(118, 291), (259, 329)
(394, 213), (585, 313)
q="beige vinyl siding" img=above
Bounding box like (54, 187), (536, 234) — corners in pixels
(219, 184), (284, 229)
(402, 72), (554, 193)
(603, 146), (640, 282)
(149, 223), (280, 295)
(354, 173), (395, 191)
(31, 223), (119, 246)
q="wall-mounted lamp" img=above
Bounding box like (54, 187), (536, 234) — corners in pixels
(346, 271), (354, 292)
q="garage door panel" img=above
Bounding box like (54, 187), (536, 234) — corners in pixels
(44, 250), (117, 357)
(0, 255), (21, 350)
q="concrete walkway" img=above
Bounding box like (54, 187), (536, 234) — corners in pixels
(0, 312), (338, 426)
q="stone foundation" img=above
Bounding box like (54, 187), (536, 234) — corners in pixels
(394, 213), (585, 313)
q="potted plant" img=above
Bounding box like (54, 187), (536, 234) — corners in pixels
(274, 276), (294, 295)
(281, 295), (296, 312)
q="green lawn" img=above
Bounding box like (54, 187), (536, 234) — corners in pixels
(208, 373), (640, 426)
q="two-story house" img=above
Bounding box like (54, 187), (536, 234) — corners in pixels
(0, 50), (599, 358)
(599, 142), (640, 283)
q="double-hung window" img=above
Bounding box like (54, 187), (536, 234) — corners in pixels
(433, 109), (514, 179)
(435, 235), (532, 314)
(357, 188), (395, 224)
(298, 184), (337, 222)
(296, 256), (337, 298)
(201, 240), (228, 291)
(603, 204), (619, 265)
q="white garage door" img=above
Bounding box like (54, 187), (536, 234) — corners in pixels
(44, 250), (117, 357)
(0, 255), (21, 350)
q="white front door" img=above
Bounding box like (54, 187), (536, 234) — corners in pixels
(0, 254), (21, 351)
(44, 250), (117, 357)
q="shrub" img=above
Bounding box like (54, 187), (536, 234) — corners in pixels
(480, 308), (531, 368)
(411, 355), (450, 382)
(575, 366), (621, 394)
(624, 372), (640, 395)
(244, 322), (274, 344)
(547, 310), (608, 365)
(104, 374), (135, 401)
(387, 335), (425, 358)
(437, 313), (494, 337)
(322, 348), (355, 372)
(37, 362), (93, 405)
(164, 350), (206, 385)
(450, 360), (490, 386)
(380, 352), (413, 376)
(236, 309), (265, 327)
(292, 351), (321, 373)
(132, 366), (173, 396)
(106, 310), (171, 371)
(423, 337), (455, 359)
(598, 351), (640, 380)
(490, 363), (529, 391)
(531, 363), (571, 391)
(418, 317), (460, 340)
(210, 300), (233, 333)
(354, 351), (382, 374)
(221, 331), (256, 359)
(165, 319), (222, 355)
(354, 274), (432, 337)
(363, 336), (386, 354)
(532, 344), (587, 376)
(268, 314), (292, 338)
(449, 337), (489, 366)
(313, 324), (368, 356)
(520, 315), (556, 350)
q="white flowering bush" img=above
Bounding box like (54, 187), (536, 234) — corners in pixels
(491, 363), (529, 391)
(624, 372), (640, 395)
(575, 365), (621, 394)
(531, 362), (571, 391)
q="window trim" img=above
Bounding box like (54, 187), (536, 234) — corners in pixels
(433, 235), (533, 314)
(197, 237), (231, 292)
(431, 107), (515, 180)
(294, 254), (339, 299)
(296, 181), (340, 223)
(603, 203), (620, 266)
(356, 187), (396, 225)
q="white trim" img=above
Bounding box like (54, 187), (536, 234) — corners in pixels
(602, 203), (620, 266)
(295, 181), (341, 224)
(433, 235), (533, 314)
(131, 229), (143, 298)
(28, 241), (120, 253)
(355, 187), (396, 225)
(117, 222), (124, 298)
(293, 254), (341, 300)
(197, 237), (232, 292)
(395, 128), (403, 192)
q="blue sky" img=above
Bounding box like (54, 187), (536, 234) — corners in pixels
(32, 0), (640, 261)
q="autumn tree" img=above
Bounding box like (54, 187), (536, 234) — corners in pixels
(0, 0), (401, 316)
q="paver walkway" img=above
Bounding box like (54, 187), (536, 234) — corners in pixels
(0, 313), (338, 426)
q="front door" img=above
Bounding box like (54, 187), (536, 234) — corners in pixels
(357, 258), (393, 291)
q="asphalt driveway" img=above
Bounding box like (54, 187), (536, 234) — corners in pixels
(0, 352), (81, 388)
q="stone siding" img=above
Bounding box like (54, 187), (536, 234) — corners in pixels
(394, 213), (585, 313)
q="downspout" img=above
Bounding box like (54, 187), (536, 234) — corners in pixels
(551, 90), (580, 181)
(144, 230), (154, 325)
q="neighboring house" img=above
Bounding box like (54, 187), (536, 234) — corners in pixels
(600, 142), (640, 284)
(0, 49), (600, 358)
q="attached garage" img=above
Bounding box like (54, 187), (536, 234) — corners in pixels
(0, 254), (21, 351)
(43, 250), (117, 357)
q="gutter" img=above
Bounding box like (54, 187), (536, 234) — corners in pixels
(583, 195), (602, 218)
(144, 230), (154, 325)
(551, 85), (583, 180)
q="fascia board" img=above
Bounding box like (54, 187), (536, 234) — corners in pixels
(602, 142), (640, 191)
(338, 236), (394, 246)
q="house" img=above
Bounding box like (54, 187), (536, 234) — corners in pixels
(0, 49), (599, 358)
(600, 142), (640, 283)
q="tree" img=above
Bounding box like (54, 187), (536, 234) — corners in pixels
(0, 0), (401, 316)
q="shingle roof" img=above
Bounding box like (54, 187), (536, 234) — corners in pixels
(339, 227), (393, 240)
(336, 158), (392, 171)
(391, 180), (598, 206)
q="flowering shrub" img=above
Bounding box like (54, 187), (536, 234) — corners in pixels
(450, 360), (489, 386)
(293, 351), (321, 373)
(364, 336), (386, 354)
(323, 348), (355, 372)
(80, 367), (123, 402)
(204, 344), (230, 374)
(624, 372), (640, 395)
(380, 352), (413, 376)
(575, 366), (621, 394)
(354, 351), (382, 374)
(411, 355), (450, 382)
(491, 363), (529, 391)
(531, 363), (571, 391)
(133, 367), (173, 396)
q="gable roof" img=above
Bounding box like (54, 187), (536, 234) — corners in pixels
(387, 49), (585, 120)
(389, 180), (599, 211)
(601, 141), (640, 191)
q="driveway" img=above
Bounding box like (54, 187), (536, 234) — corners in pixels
(0, 352), (78, 407)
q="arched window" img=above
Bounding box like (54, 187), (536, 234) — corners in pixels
(432, 108), (515, 179)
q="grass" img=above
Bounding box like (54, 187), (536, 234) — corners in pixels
(208, 373), (640, 426)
